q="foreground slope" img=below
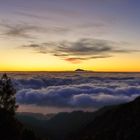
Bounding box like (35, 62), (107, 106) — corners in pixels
(74, 96), (140, 140)
(17, 96), (140, 140)
(0, 109), (43, 140)
(17, 111), (96, 140)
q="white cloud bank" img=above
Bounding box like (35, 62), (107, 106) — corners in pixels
(11, 73), (140, 109)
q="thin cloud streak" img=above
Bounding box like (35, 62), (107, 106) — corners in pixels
(0, 22), (43, 39)
(64, 55), (112, 63)
(15, 11), (53, 21)
(0, 21), (70, 39)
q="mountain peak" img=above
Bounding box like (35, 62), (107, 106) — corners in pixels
(75, 69), (85, 72)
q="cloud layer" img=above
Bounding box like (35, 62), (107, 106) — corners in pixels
(11, 72), (140, 109)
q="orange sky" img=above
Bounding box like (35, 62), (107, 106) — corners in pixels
(0, 0), (140, 72)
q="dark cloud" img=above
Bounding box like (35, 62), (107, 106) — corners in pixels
(22, 44), (41, 48)
(21, 38), (137, 63)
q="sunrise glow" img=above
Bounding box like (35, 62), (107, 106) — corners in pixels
(0, 0), (140, 72)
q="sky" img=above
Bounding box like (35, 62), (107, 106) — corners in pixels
(0, 0), (140, 72)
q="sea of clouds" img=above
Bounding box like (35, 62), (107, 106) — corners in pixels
(5, 72), (139, 111)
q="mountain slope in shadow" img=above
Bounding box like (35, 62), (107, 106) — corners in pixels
(0, 109), (42, 140)
(74, 96), (140, 140)
(17, 111), (96, 140)
(17, 96), (140, 140)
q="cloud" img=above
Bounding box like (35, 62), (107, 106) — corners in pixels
(15, 11), (108, 33)
(15, 11), (52, 21)
(13, 73), (140, 109)
(76, 23), (105, 29)
(21, 38), (137, 63)
(16, 8), (81, 20)
(0, 22), (44, 39)
(64, 55), (112, 63)
(16, 84), (140, 108)
(71, 93), (139, 107)
(0, 21), (69, 39)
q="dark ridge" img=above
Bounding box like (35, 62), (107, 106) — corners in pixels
(73, 96), (140, 140)
(75, 69), (85, 72)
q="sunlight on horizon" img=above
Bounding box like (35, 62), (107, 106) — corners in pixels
(0, 0), (140, 72)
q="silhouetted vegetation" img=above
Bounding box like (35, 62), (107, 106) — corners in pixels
(1, 73), (140, 140)
(0, 73), (18, 115)
(0, 74), (43, 140)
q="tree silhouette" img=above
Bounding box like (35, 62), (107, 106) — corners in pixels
(0, 73), (18, 115)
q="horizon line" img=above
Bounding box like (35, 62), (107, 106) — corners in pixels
(0, 70), (140, 73)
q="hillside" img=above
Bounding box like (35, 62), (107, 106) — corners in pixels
(17, 111), (96, 140)
(74, 96), (140, 140)
(0, 108), (42, 140)
(17, 96), (140, 140)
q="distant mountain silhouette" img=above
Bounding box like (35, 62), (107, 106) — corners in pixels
(0, 74), (42, 140)
(75, 69), (85, 72)
(75, 69), (93, 72)
(73, 96), (140, 140)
